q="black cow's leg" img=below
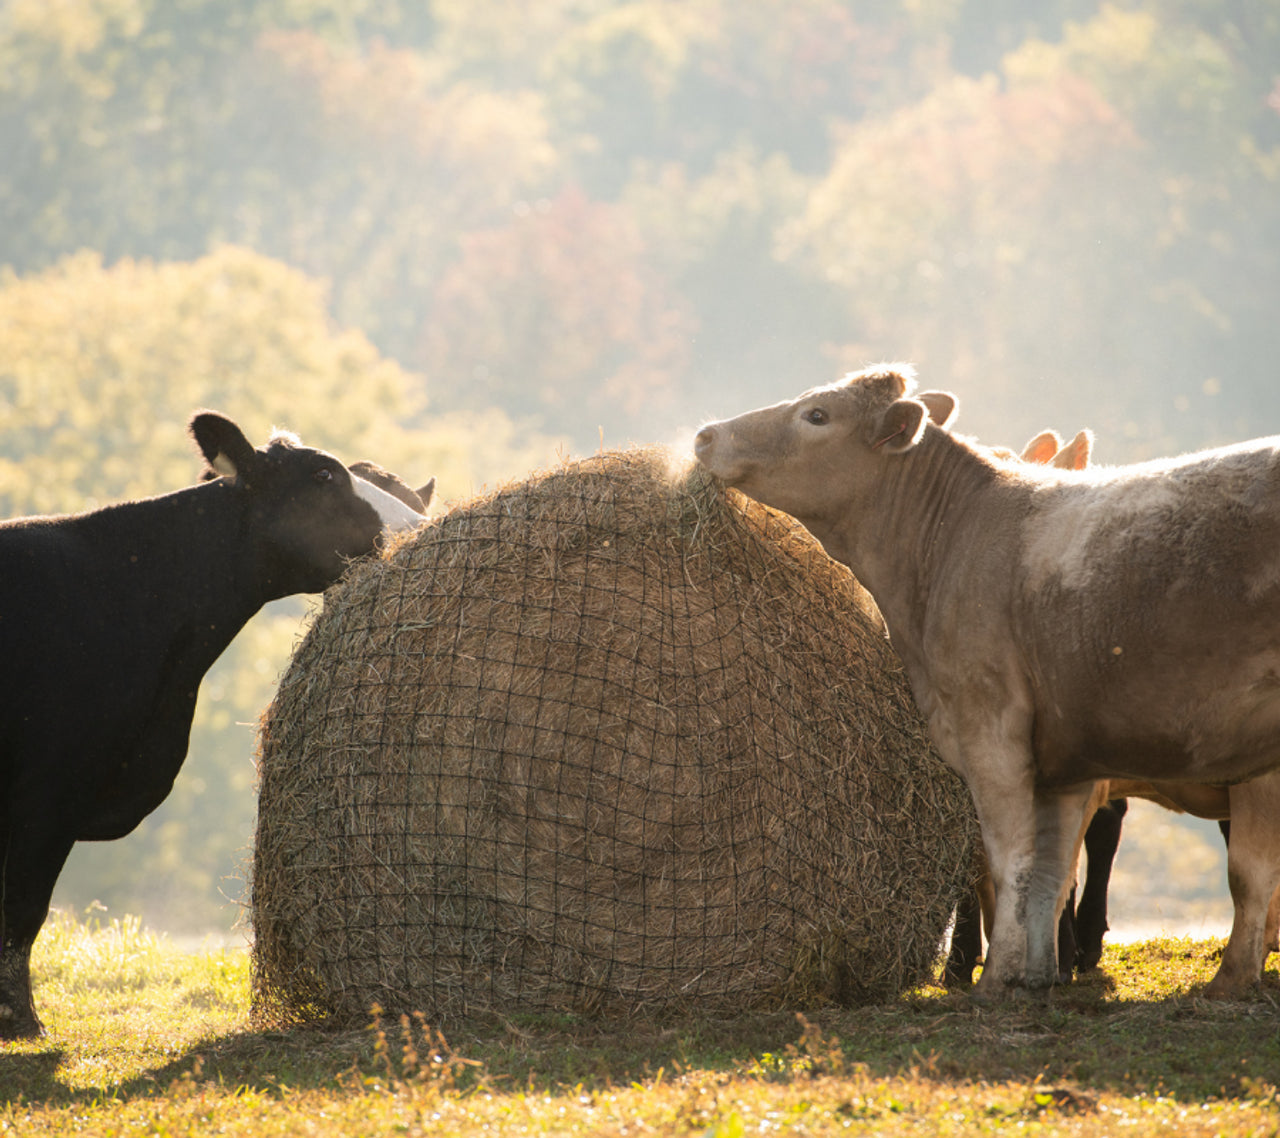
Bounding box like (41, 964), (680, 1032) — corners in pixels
(945, 889), (984, 987)
(945, 845), (997, 987)
(1, 821), (77, 1041)
(1073, 798), (1127, 973)
(0, 941), (39, 1041)
(1056, 885), (1078, 984)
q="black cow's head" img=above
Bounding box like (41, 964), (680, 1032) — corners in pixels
(190, 411), (427, 598)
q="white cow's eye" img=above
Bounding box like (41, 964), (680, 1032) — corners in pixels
(803, 408), (829, 425)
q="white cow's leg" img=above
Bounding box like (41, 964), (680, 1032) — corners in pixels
(1023, 784), (1100, 990)
(1206, 770), (1280, 999)
(930, 696), (1044, 999)
(963, 761), (1037, 999)
(967, 772), (1097, 999)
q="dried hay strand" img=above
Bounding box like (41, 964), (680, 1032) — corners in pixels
(251, 448), (977, 1027)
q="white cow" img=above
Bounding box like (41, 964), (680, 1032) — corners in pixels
(695, 364), (1280, 1000)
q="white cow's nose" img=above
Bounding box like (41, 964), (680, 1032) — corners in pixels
(694, 426), (716, 456)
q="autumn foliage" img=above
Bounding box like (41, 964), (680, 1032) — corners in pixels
(2, 0), (1276, 931)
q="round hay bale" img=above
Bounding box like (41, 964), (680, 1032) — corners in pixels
(251, 448), (977, 1027)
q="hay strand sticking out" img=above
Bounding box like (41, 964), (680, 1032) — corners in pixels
(252, 448), (976, 1026)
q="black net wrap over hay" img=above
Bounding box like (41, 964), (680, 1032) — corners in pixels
(251, 449), (977, 1027)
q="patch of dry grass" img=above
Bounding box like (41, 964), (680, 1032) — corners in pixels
(5, 913), (1280, 1136)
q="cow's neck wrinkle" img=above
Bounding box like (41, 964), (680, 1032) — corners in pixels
(821, 427), (1002, 647)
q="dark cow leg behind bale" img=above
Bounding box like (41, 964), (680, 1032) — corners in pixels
(1073, 798), (1128, 973)
(944, 888), (985, 987)
(1057, 886), (1079, 984)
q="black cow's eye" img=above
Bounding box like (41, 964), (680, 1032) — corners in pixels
(314, 467), (334, 483)
(803, 408), (828, 425)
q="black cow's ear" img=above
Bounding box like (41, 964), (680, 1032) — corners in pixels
(190, 411), (258, 483)
(870, 399), (928, 454)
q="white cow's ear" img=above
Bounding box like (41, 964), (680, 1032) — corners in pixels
(871, 399), (928, 454)
(1053, 429), (1093, 471)
(918, 390), (959, 429)
(1019, 429), (1062, 465)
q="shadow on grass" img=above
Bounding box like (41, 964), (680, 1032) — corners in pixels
(7, 958), (1280, 1113)
(0, 1048), (65, 1100)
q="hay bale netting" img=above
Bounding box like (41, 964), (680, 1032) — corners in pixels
(251, 448), (978, 1026)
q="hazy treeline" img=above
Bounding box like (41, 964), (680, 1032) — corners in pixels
(3, 0), (1273, 932)
(6, 0), (1279, 456)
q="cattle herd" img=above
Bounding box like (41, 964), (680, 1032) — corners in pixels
(4, 371), (1280, 1038)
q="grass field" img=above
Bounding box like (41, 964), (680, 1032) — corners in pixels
(3, 910), (1279, 1136)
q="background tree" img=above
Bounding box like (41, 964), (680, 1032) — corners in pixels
(419, 186), (694, 431)
(780, 4), (1280, 459)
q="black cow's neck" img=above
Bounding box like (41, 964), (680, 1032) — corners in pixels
(75, 480), (268, 670)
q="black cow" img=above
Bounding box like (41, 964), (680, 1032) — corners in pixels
(0, 411), (430, 1039)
